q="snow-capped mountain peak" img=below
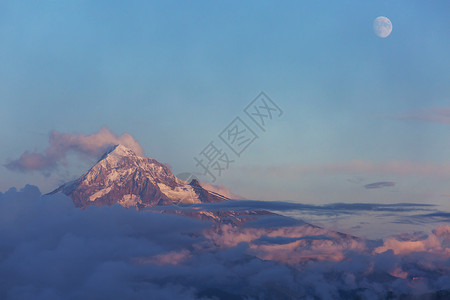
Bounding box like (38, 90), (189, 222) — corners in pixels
(48, 144), (229, 209)
(101, 144), (141, 159)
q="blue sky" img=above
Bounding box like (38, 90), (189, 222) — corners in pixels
(1, 1), (450, 206)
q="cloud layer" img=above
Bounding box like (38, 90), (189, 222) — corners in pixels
(5, 128), (144, 173)
(1, 187), (449, 299)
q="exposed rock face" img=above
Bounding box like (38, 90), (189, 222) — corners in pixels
(189, 179), (228, 203)
(48, 145), (229, 208)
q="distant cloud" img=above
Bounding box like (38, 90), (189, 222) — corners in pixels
(396, 107), (450, 124)
(364, 181), (395, 189)
(1, 187), (450, 299)
(5, 128), (144, 173)
(240, 160), (450, 178)
(413, 212), (450, 222)
(374, 227), (450, 255)
(182, 200), (435, 213)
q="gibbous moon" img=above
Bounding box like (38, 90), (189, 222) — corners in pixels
(373, 16), (392, 38)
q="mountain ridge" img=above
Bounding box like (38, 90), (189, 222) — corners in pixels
(48, 144), (229, 208)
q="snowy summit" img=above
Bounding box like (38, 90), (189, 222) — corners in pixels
(48, 144), (229, 208)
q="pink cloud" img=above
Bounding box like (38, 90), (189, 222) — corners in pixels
(375, 226), (450, 256)
(204, 223), (450, 267)
(5, 128), (144, 172)
(389, 267), (409, 279)
(134, 250), (191, 266)
(397, 107), (450, 124)
(240, 160), (450, 178)
(204, 224), (366, 264)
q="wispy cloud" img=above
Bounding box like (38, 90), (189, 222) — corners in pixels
(364, 181), (395, 189)
(199, 182), (246, 200)
(396, 107), (450, 124)
(177, 200), (436, 213)
(4, 128), (143, 173)
(240, 160), (450, 178)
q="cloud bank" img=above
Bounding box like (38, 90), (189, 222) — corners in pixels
(5, 128), (144, 173)
(1, 187), (449, 299)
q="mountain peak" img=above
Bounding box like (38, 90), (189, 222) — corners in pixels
(49, 144), (230, 209)
(98, 144), (140, 161)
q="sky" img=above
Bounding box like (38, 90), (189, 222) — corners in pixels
(1, 1), (450, 207)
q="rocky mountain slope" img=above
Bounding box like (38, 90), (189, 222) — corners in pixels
(48, 144), (229, 208)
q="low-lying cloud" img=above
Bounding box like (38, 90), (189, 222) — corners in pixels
(5, 128), (144, 173)
(1, 186), (449, 299)
(364, 181), (396, 189)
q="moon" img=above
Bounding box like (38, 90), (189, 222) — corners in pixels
(373, 16), (392, 38)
